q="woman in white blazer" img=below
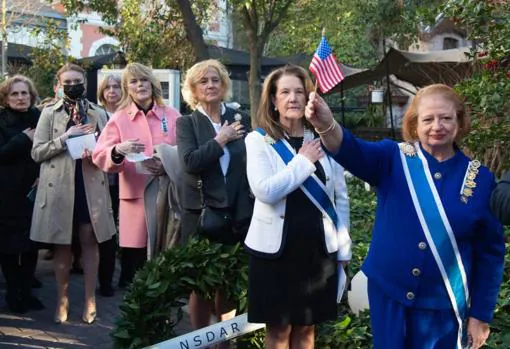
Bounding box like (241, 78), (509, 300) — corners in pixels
(244, 65), (351, 349)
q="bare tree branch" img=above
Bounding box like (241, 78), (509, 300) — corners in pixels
(5, 0), (47, 28)
(262, 0), (293, 39)
(240, 3), (257, 42)
(174, 0), (210, 61)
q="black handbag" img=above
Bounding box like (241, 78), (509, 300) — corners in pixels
(199, 205), (233, 242)
(197, 179), (236, 243)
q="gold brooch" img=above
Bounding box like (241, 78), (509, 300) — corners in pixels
(460, 160), (480, 204)
(465, 179), (477, 188)
(466, 172), (477, 180)
(399, 142), (417, 157)
(462, 188), (473, 197)
(264, 134), (275, 145)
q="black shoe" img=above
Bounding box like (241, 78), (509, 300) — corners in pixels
(71, 265), (84, 275)
(118, 277), (133, 289)
(32, 278), (42, 289)
(28, 296), (45, 310)
(99, 285), (115, 297)
(9, 302), (28, 314)
(5, 294), (28, 314)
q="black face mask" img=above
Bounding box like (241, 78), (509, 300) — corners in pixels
(63, 83), (85, 100)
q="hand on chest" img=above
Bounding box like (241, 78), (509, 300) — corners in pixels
(121, 119), (174, 157)
(3, 124), (27, 140)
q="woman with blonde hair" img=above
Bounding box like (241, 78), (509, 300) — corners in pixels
(97, 74), (122, 116)
(93, 63), (180, 287)
(177, 59), (253, 348)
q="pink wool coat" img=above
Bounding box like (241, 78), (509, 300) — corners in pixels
(93, 102), (179, 247)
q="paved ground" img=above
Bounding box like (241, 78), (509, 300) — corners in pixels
(0, 251), (191, 349)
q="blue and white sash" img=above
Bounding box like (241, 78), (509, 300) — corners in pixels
(399, 142), (469, 349)
(255, 128), (339, 229)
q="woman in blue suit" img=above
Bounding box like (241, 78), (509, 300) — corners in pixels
(305, 84), (505, 349)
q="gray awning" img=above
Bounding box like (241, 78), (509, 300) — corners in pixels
(207, 45), (287, 80)
(280, 53), (369, 89)
(0, 42), (34, 63)
(328, 47), (475, 94)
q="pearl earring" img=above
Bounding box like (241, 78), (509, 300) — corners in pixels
(274, 106), (278, 111)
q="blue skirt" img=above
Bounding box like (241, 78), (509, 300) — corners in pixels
(368, 280), (459, 349)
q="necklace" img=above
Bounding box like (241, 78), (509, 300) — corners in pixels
(287, 127), (314, 150)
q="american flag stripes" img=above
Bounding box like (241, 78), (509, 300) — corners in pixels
(309, 36), (344, 93)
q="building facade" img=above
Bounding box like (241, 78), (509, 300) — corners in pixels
(410, 17), (471, 52)
(5, 0), (232, 60)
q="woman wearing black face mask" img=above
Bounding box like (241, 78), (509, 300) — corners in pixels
(30, 63), (116, 324)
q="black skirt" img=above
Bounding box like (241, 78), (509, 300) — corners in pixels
(247, 137), (338, 325)
(73, 159), (91, 226)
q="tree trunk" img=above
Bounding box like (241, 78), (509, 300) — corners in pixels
(175, 0), (210, 61)
(248, 42), (264, 125)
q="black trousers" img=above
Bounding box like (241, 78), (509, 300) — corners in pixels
(118, 247), (147, 287)
(109, 184), (119, 224)
(98, 237), (116, 288)
(0, 250), (38, 303)
(97, 184), (119, 288)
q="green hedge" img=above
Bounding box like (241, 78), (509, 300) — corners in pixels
(314, 179), (375, 349)
(112, 240), (248, 348)
(113, 178), (510, 348)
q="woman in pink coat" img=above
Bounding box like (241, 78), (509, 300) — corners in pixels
(93, 63), (179, 286)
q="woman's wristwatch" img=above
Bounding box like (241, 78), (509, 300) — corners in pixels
(111, 146), (125, 164)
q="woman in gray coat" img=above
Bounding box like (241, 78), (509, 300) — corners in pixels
(31, 63), (115, 324)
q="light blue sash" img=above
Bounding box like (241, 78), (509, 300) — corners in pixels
(399, 142), (469, 349)
(255, 128), (339, 229)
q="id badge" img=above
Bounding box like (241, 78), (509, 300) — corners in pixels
(161, 116), (168, 136)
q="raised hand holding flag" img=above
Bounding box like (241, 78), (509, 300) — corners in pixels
(309, 31), (344, 93)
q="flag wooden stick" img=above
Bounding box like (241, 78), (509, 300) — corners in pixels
(313, 28), (326, 93)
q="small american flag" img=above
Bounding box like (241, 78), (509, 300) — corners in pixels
(309, 36), (344, 93)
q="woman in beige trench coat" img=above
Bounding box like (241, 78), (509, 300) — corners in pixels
(30, 63), (115, 324)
